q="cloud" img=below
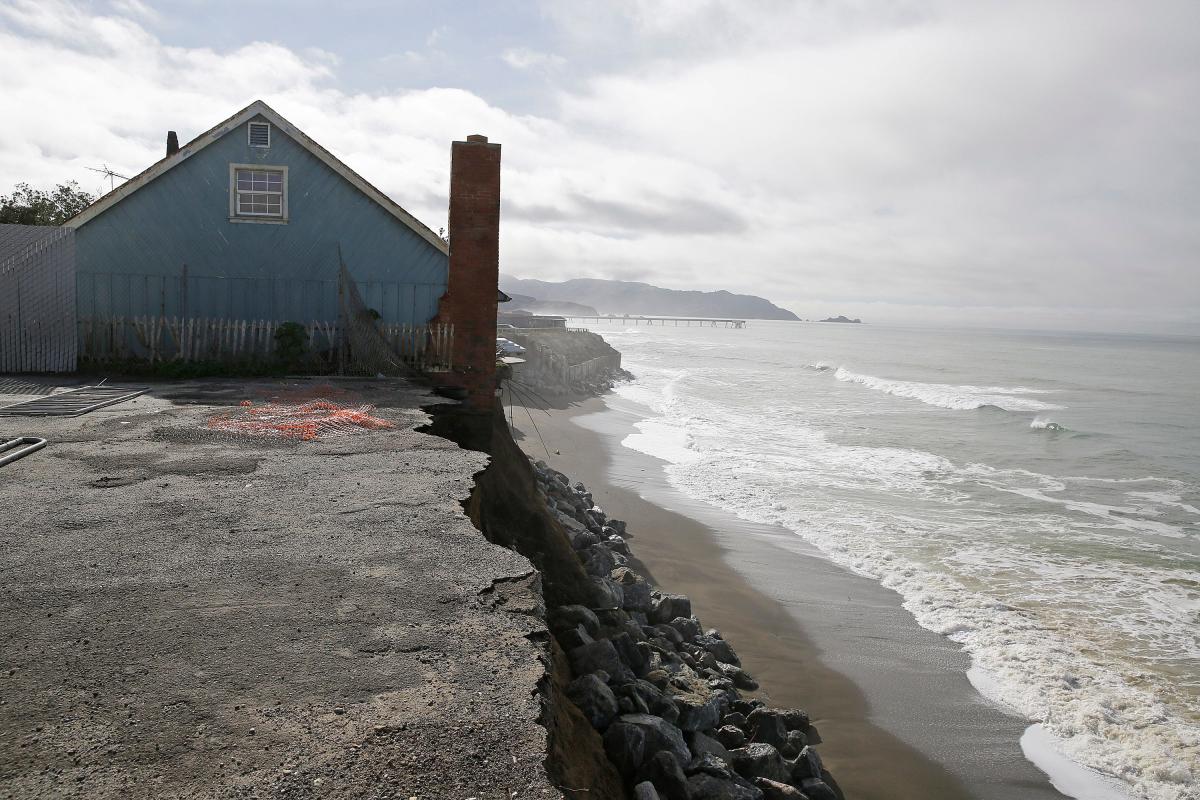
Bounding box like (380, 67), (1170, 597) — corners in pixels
(0, 0), (1196, 333)
(501, 47), (565, 71)
(108, 0), (159, 24)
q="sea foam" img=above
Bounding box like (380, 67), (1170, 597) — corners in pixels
(610, 358), (1199, 800)
(817, 365), (1065, 412)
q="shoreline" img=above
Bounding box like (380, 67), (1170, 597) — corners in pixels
(512, 392), (1071, 800)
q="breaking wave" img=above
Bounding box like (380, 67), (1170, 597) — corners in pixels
(609, 356), (1198, 800)
(810, 364), (1065, 412)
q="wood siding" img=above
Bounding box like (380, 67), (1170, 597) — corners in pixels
(74, 114), (448, 326)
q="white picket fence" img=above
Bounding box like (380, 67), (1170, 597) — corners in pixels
(78, 316), (454, 372)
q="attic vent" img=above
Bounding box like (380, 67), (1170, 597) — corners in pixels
(248, 122), (270, 148)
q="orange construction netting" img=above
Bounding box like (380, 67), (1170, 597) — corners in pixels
(206, 398), (395, 441)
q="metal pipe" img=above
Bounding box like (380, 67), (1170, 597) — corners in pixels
(0, 437), (48, 468)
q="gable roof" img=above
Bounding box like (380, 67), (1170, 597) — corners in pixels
(65, 100), (449, 255)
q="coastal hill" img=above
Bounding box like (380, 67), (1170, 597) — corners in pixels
(820, 315), (862, 323)
(506, 292), (600, 317)
(501, 276), (800, 321)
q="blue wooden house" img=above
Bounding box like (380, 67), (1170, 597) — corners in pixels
(66, 100), (450, 327)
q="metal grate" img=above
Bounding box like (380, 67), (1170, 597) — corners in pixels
(0, 386), (148, 417)
(0, 378), (67, 396)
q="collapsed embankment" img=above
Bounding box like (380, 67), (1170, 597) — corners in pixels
(426, 402), (844, 800)
(504, 329), (629, 396)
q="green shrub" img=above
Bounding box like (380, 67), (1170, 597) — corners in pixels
(273, 322), (309, 369)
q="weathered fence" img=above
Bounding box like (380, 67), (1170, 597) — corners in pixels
(564, 354), (622, 384)
(78, 316), (454, 372)
(0, 225), (76, 373)
(504, 330), (623, 394)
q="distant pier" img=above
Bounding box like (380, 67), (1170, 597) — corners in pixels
(567, 315), (747, 329)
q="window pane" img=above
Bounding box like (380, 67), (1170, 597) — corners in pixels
(235, 169), (284, 216)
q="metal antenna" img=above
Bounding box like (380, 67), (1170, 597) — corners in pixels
(84, 164), (129, 192)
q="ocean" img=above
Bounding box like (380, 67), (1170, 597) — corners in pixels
(584, 320), (1199, 800)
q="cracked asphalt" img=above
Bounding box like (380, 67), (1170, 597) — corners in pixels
(0, 378), (561, 800)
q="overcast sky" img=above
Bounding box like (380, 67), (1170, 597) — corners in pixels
(2, 0), (1197, 332)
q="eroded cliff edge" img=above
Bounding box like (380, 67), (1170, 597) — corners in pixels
(0, 378), (562, 799)
(426, 402), (843, 800)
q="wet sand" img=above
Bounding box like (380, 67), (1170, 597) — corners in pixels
(510, 393), (1066, 800)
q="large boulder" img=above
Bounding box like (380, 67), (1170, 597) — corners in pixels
(595, 607), (633, 636)
(571, 529), (602, 551)
(610, 632), (650, 675)
(569, 639), (623, 678)
(753, 778), (808, 800)
(616, 714), (692, 767)
(798, 778), (839, 800)
(604, 720), (648, 779)
(689, 752), (736, 781)
(554, 624), (593, 651)
(718, 663), (759, 691)
(582, 544), (618, 577)
(633, 782), (662, 800)
(566, 673), (618, 730)
(747, 708), (789, 749)
(730, 699), (764, 717)
(649, 593), (693, 625)
(780, 729), (808, 759)
(675, 692), (723, 732)
(558, 512), (600, 549)
(590, 576), (625, 609)
(605, 535), (632, 556)
(689, 731), (733, 765)
(636, 751), (690, 800)
(696, 632), (740, 666)
(729, 743), (792, 784)
(612, 567), (652, 611)
(780, 709), (810, 731)
(686, 773), (764, 800)
(722, 711), (748, 729)
(549, 605), (600, 638)
(645, 669), (671, 692)
(628, 680), (680, 725)
(669, 616), (703, 641)
(715, 725), (747, 750)
(652, 624), (685, 647)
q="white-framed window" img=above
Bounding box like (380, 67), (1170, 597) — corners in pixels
(229, 164), (288, 222)
(248, 121), (271, 148)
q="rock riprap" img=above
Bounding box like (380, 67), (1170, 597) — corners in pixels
(532, 459), (844, 800)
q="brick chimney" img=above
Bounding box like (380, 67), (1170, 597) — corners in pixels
(435, 134), (501, 411)
(166, 131), (179, 157)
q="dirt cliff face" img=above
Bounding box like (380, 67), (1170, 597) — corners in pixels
(503, 329), (627, 397)
(421, 403), (627, 799)
(427, 400), (847, 800)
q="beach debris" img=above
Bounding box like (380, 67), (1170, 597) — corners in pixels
(205, 398), (395, 441)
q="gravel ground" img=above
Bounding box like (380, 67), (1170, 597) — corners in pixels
(0, 378), (562, 800)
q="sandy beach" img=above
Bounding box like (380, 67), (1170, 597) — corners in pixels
(510, 391), (1067, 800)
